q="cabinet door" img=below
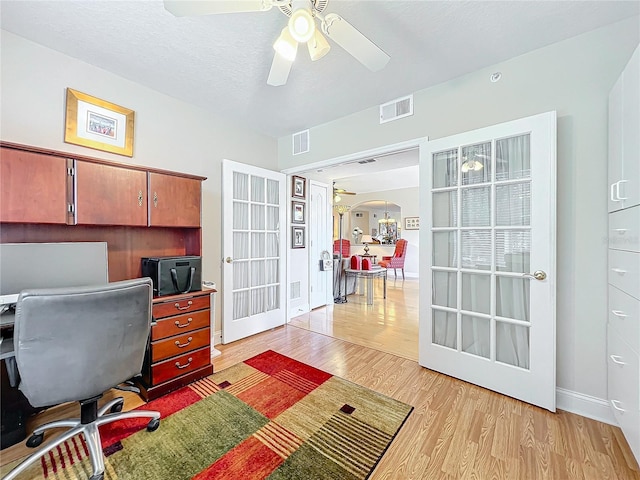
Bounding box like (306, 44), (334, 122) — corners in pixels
(148, 172), (201, 227)
(608, 74), (624, 213)
(0, 148), (68, 224)
(75, 161), (147, 226)
(622, 46), (639, 209)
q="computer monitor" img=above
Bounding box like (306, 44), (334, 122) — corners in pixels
(0, 242), (109, 303)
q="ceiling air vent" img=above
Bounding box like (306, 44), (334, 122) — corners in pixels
(292, 129), (310, 155)
(379, 94), (413, 124)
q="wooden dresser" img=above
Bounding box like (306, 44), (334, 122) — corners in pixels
(139, 290), (214, 401)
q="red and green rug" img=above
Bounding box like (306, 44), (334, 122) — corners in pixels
(7, 350), (413, 479)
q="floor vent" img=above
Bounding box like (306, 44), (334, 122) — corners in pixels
(380, 95), (413, 124)
(290, 281), (301, 299)
(292, 130), (310, 155)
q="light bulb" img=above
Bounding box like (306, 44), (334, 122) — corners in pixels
(288, 5), (315, 42)
(273, 27), (298, 61)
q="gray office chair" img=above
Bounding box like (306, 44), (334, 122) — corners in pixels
(4, 278), (160, 480)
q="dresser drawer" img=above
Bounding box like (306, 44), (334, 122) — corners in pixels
(607, 326), (640, 461)
(150, 346), (211, 385)
(151, 309), (210, 340)
(151, 327), (210, 362)
(609, 206), (640, 252)
(153, 294), (210, 319)
(608, 249), (640, 300)
(609, 284), (640, 354)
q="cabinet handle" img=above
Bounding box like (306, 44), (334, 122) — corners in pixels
(153, 191), (158, 208)
(610, 183), (619, 202)
(611, 268), (627, 274)
(611, 310), (628, 318)
(610, 399), (625, 413)
(175, 357), (193, 369)
(138, 190), (143, 207)
(610, 354), (627, 365)
(174, 300), (193, 311)
(174, 317), (193, 328)
(616, 180), (628, 201)
(175, 336), (193, 348)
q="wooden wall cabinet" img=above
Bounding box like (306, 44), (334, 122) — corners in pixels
(149, 172), (201, 227)
(0, 149), (68, 224)
(75, 160), (148, 226)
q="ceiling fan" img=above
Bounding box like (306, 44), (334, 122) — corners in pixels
(163, 0), (390, 86)
(333, 182), (356, 202)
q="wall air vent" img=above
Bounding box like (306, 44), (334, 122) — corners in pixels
(292, 129), (310, 155)
(379, 94), (413, 124)
(290, 281), (301, 299)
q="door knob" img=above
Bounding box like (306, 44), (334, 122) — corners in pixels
(225, 257), (233, 263)
(522, 270), (546, 281)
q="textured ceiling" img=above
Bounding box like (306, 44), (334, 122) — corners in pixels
(1, 1), (639, 140)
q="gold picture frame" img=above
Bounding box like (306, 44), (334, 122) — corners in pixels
(64, 88), (135, 157)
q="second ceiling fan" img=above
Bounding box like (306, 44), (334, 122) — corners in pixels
(333, 182), (356, 202)
(163, 0), (390, 86)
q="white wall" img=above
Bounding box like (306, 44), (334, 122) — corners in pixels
(277, 18), (640, 408)
(0, 30), (278, 342)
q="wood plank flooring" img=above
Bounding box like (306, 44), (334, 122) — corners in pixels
(2, 283), (639, 478)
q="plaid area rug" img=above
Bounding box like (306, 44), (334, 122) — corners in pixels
(5, 350), (413, 479)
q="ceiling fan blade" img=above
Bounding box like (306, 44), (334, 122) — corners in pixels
(267, 51), (293, 86)
(321, 13), (390, 72)
(163, 0), (272, 17)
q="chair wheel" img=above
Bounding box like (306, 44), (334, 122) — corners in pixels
(110, 401), (124, 413)
(147, 418), (160, 432)
(26, 433), (44, 448)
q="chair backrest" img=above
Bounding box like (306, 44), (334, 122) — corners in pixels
(393, 239), (408, 259)
(333, 239), (351, 257)
(14, 278), (153, 407)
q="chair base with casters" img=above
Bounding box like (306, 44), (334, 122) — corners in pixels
(4, 394), (160, 480)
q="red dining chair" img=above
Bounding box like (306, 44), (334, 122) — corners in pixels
(378, 239), (408, 279)
(333, 239), (351, 258)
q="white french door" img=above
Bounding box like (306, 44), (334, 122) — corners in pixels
(221, 160), (286, 344)
(419, 111), (557, 411)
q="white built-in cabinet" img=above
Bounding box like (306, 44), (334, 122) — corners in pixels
(607, 44), (640, 464)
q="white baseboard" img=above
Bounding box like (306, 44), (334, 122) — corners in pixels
(289, 303), (310, 319)
(556, 387), (616, 425)
(213, 329), (222, 346)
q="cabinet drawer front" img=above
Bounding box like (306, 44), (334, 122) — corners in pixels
(609, 285), (640, 354)
(607, 326), (640, 460)
(609, 206), (640, 252)
(152, 328), (210, 362)
(151, 347), (210, 385)
(608, 249), (640, 300)
(153, 294), (210, 319)
(152, 309), (209, 340)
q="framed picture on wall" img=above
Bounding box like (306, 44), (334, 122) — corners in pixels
(292, 201), (305, 224)
(292, 226), (305, 248)
(404, 216), (420, 230)
(292, 175), (306, 198)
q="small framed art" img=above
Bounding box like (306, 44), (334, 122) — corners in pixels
(292, 226), (305, 248)
(292, 175), (306, 198)
(404, 217), (420, 230)
(292, 201), (305, 224)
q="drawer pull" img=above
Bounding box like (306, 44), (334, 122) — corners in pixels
(610, 354), (627, 365)
(175, 357), (193, 369)
(610, 399), (625, 413)
(175, 337), (193, 348)
(611, 310), (628, 318)
(174, 318), (193, 328)
(175, 300), (193, 311)
(611, 268), (627, 274)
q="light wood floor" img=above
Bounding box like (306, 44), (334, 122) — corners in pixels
(2, 310), (639, 478)
(290, 275), (419, 361)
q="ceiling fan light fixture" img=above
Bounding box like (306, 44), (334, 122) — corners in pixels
(288, 0), (315, 43)
(307, 29), (330, 61)
(334, 193), (341, 203)
(273, 27), (298, 61)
